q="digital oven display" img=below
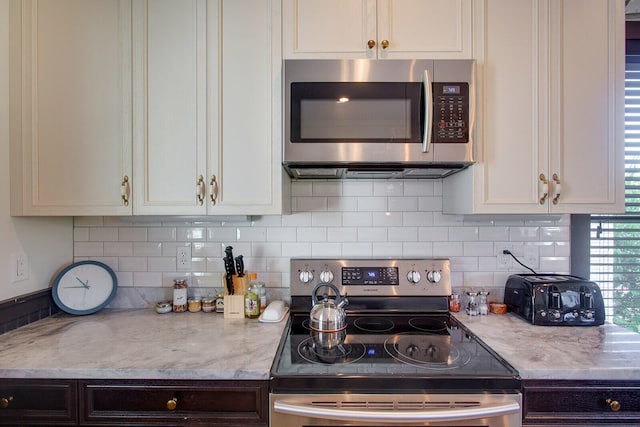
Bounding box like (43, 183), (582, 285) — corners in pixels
(342, 267), (399, 286)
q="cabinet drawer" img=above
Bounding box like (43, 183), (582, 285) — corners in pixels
(0, 379), (78, 425)
(523, 380), (640, 425)
(79, 379), (268, 426)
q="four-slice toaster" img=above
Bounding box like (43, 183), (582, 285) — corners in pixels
(504, 274), (605, 326)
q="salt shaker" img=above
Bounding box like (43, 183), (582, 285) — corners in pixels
(466, 290), (478, 316)
(478, 290), (490, 315)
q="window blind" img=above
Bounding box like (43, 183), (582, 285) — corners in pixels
(590, 61), (640, 332)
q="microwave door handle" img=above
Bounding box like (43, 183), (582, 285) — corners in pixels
(422, 69), (433, 153)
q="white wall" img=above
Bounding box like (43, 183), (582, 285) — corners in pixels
(0, 0), (73, 302)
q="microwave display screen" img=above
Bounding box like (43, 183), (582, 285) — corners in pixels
(290, 82), (422, 143)
(442, 85), (460, 94)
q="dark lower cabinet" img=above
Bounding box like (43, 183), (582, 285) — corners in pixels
(79, 379), (268, 426)
(0, 378), (78, 425)
(523, 380), (640, 426)
(0, 379), (268, 427)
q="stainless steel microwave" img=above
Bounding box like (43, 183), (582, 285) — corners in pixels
(283, 59), (475, 179)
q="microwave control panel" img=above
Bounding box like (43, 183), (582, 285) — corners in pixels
(432, 82), (469, 143)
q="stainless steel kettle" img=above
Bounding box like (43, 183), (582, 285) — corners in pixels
(309, 283), (348, 332)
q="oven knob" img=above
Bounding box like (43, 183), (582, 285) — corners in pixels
(406, 270), (421, 284)
(426, 270), (442, 283)
(319, 270), (334, 284)
(299, 270), (314, 284)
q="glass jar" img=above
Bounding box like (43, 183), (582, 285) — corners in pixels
(215, 293), (224, 313)
(466, 290), (478, 316)
(257, 282), (267, 314)
(245, 274), (261, 319)
(449, 293), (461, 312)
(172, 279), (188, 313)
(188, 297), (202, 313)
(202, 297), (216, 313)
(478, 290), (490, 316)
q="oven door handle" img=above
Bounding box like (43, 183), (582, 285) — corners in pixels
(273, 400), (520, 423)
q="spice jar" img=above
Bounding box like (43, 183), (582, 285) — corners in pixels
(449, 293), (461, 312)
(188, 297), (202, 313)
(215, 293), (224, 313)
(155, 301), (172, 314)
(172, 279), (188, 313)
(202, 297), (215, 313)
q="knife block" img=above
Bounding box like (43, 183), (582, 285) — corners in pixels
(222, 272), (249, 319)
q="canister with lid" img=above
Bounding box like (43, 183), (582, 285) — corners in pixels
(172, 279), (188, 312)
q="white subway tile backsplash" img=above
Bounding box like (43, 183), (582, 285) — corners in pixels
(133, 242), (162, 257)
(148, 227), (177, 242)
(311, 212), (342, 227)
(73, 179), (571, 303)
(118, 227), (148, 242)
(357, 196), (387, 212)
(104, 242), (133, 257)
(343, 212), (372, 227)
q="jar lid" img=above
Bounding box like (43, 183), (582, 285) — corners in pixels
(202, 297), (215, 303)
(156, 301), (172, 308)
(188, 297), (201, 302)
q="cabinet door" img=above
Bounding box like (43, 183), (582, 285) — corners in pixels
(208, 0), (287, 215)
(283, 0), (377, 59)
(548, 0), (625, 213)
(377, 0), (472, 59)
(0, 379), (77, 426)
(444, 0), (549, 214)
(132, 0), (208, 215)
(283, 0), (471, 59)
(10, 0), (132, 216)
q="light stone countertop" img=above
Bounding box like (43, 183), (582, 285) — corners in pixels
(453, 312), (640, 381)
(0, 309), (288, 380)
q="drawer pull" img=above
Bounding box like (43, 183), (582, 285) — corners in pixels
(167, 397), (178, 411)
(0, 396), (13, 409)
(606, 399), (621, 412)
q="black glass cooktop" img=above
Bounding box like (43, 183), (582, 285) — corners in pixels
(270, 313), (521, 392)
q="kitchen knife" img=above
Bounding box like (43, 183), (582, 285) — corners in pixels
(224, 246), (236, 276)
(235, 255), (244, 277)
(223, 255), (235, 294)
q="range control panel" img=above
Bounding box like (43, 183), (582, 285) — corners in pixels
(432, 82), (469, 143)
(290, 258), (451, 297)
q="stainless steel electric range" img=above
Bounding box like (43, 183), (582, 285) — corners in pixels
(270, 258), (522, 427)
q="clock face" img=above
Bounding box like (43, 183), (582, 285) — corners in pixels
(52, 261), (118, 315)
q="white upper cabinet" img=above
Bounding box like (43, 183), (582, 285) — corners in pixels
(443, 0), (624, 214)
(132, 0), (208, 215)
(283, 0), (472, 59)
(208, 0), (288, 214)
(10, 0), (133, 215)
(11, 0), (288, 216)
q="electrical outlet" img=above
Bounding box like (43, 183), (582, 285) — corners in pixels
(497, 245), (512, 270)
(524, 245), (539, 270)
(11, 253), (28, 282)
(176, 246), (192, 271)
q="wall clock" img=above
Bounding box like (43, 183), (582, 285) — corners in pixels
(52, 260), (118, 315)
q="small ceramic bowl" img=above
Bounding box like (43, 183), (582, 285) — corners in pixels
(155, 301), (173, 314)
(489, 303), (507, 315)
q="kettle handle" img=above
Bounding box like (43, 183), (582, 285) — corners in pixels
(311, 283), (343, 307)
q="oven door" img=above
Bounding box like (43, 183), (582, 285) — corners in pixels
(270, 393), (522, 427)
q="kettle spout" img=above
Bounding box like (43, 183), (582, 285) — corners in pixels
(338, 294), (349, 309)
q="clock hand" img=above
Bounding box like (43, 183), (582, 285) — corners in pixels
(64, 286), (89, 289)
(76, 277), (90, 289)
